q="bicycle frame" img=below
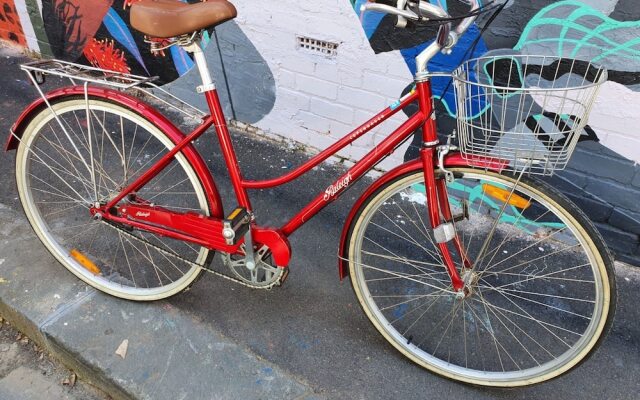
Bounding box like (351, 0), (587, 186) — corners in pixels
(5, 3), (617, 385)
(94, 72), (479, 289)
(105, 85), (421, 231)
(6, 19), (501, 292)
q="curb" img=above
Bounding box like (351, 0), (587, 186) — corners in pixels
(0, 204), (319, 400)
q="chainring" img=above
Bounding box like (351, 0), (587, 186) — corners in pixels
(223, 244), (285, 289)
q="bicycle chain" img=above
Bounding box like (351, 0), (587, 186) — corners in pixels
(100, 220), (285, 290)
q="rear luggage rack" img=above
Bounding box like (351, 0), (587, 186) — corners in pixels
(20, 59), (207, 121)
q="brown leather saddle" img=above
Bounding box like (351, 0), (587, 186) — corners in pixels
(130, 0), (237, 39)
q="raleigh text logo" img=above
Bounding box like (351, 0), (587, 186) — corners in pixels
(324, 173), (352, 201)
(135, 211), (151, 218)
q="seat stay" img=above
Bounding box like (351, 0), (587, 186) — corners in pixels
(105, 116), (215, 210)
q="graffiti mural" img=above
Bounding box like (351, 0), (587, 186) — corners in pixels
(354, 0), (487, 115)
(8, 0), (276, 119)
(41, 0), (110, 61)
(352, 0), (640, 158)
(351, 0), (640, 264)
(2, 0), (640, 263)
(40, 0), (179, 82)
(514, 0), (640, 163)
(160, 19), (277, 124)
(0, 0), (27, 45)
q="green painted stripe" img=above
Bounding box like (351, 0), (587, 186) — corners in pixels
(24, 0), (52, 56)
(515, 0), (640, 62)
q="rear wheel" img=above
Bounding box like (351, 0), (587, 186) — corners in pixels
(16, 97), (212, 300)
(346, 166), (615, 386)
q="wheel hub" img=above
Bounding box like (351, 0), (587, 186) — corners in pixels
(460, 268), (479, 298)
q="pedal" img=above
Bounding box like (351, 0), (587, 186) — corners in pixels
(222, 207), (250, 245)
(276, 267), (290, 287)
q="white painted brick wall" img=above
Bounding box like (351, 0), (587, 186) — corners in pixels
(338, 87), (387, 113)
(278, 87), (311, 112)
(231, 0), (413, 167)
(295, 110), (334, 133)
(309, 97), (354, 125)
(278, 69), (296, 89)
(231, 1), (640, 172)
(586, 82), (640, 164)
(295, 74), (339, 100)
(362, 70), (411, 96)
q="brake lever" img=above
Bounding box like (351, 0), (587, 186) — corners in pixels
(436, 23), (451, 48)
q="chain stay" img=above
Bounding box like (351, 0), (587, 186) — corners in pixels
(101, 221), (285, 290)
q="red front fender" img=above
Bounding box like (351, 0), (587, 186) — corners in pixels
(6, 86), (224, 218)
(337, 154), (506, 280)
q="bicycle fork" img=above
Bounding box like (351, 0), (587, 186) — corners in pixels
(420, 145), (467, 293)
(416, 80), (467, 294)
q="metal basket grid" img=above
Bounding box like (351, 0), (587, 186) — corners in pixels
(452, 54), (607, 175)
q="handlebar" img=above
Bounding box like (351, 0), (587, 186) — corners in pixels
(454, 0), (480, 35)
(363, 3), (429, 23)
(360, 0), (481, 74)
(361, 1), (451, 23)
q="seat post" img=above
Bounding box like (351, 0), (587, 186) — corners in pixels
(182, 37), (252, 209)
(183, 39), (215, 93)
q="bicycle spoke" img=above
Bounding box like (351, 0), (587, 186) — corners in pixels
(479, 280), (578, 345)
(357, 260), (452, 292)
(487, 263), (593, 290)
(18, 99), (210, 299)
(378, 292), (450, 311)
(363, 236), (445, 280)
(475, 289), (542, 366)
(361, 249), (446, 271)
(397, 196), (446, 265)
(118, 232), (137, 288)
(348, 168), (612, 384)
(476, 207), (555, 271)
(487, 243), (582, 276)
(391, 287), (449, 327)
(369, 220), (443, 264)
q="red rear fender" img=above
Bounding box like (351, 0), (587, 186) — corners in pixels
(6, 86), (223, 218)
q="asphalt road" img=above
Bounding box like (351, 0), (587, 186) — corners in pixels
(1, 46), (638, 400)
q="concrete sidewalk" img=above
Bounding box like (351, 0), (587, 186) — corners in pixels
(0, 316), (108, 400)
(0, 203), (318, 400)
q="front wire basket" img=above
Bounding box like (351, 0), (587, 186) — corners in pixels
(452, 54), (607, 175)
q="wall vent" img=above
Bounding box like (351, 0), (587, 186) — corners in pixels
(296, 36), (339, 57)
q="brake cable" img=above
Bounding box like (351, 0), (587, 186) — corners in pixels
(392, 0), (508, 152)
(429, 0), (508, 116)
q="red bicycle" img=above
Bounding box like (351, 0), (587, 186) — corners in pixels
(7, 0), (615, 387)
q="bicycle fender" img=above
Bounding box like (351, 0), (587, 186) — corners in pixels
(337, 154), (506, 280)
(6, 86), (224, 218)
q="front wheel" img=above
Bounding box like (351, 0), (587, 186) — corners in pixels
(345, 166), (615, 386)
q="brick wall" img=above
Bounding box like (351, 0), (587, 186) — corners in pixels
(2, 0), (640, 264)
